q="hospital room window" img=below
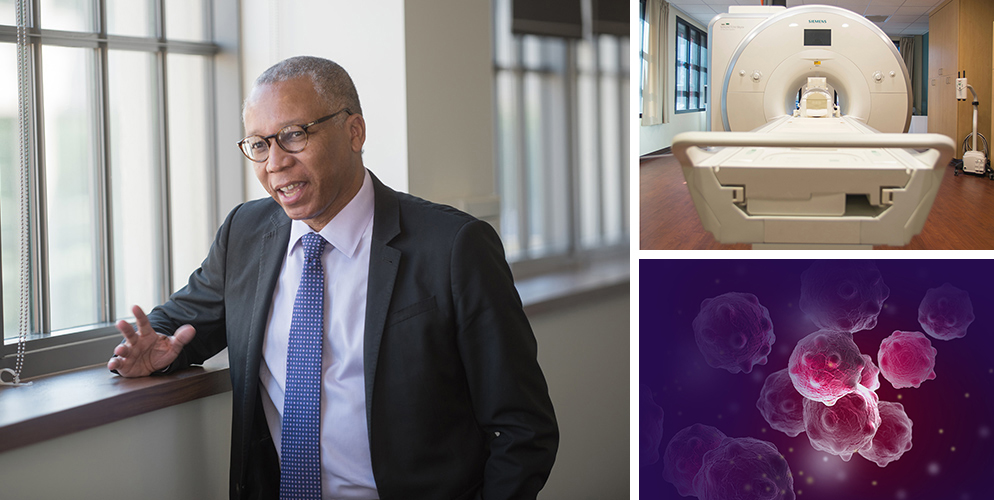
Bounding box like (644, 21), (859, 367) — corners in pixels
(492, 0), (629, 267)
(0, 0), (236, 378)
(675, 17), (707, 113)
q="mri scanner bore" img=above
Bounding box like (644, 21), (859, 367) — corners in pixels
(672, 5), (956, 249)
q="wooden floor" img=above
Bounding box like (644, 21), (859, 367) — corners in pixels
(640, 154), (994, 250)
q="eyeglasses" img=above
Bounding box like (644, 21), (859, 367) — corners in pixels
(237, 108), (352, 163)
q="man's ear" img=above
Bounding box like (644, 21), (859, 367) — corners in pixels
(348, 114), (366, 153)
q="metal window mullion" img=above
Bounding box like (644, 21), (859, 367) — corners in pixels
(565, 41), (580, 258)
(155, 0), (173, 299)
(540, 43), (555, 255)
(28, 0), (51, 337)
(513, 38), (529, 260)
(94, 0), (114, 322)
(617, 37), (628, 237)
(592, 37), (604, 248)
(204, 55), (219, 237)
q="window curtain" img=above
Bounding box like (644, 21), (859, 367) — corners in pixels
(899, 36), (915, 113)
(642, 0), (669, 126)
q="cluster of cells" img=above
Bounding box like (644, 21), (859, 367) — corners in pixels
(647, 262), (975, 498)
(641, 385), (665, 465)
(918, 283), (975, 341)
(692, 292), (775, 374)
(799, 261), (890, 333)
(877, 330), (937, 389)
(662, 424), (795, 500)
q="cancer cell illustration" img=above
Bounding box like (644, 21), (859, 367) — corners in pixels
(799, 260), (890, 333)
(918, 283), (974, 341)
(692, 292), (775, 374)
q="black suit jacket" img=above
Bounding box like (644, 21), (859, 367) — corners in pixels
(146, 172), (559, 500)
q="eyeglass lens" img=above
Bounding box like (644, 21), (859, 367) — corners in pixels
(240, 124), (309, 162)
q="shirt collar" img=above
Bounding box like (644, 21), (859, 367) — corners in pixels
(287, 169), (374, 259)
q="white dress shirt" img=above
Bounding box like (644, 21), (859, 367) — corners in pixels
(259, 170), (378, 499)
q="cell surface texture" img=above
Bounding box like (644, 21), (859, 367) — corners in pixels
(662, 424), (727, 497)
(788, 330), (865, 406)
(878, 330), (937, 389)
(803, 384), (881, 461)
(858, 401), (914, 467)
(859, 353), (881, 392)
(641, 385), (664, 465)
(918, 283), (975, 341)
(756, 368), (806, 437)
(693, 437), (796, 500)
(692, 292), (775, 374)
(799, 260), (890, 333)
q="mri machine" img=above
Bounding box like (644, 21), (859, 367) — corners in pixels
(672, 5), (955, 249)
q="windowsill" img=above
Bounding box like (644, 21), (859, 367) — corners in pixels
(0, 255), (628, 453)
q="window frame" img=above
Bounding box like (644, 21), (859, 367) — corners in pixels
(675, 16), (707, 114)
(0, 0), (242, 379)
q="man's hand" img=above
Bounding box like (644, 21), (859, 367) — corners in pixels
(107, 305), (196, 377)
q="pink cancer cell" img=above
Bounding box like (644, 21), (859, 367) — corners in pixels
(803, 384), (881, 462)
(756, 368), (806, 437)
(918, 283), (975, 341)
(799, 261), (890, 333)
(641, 385), (664, 465)
(878, 330), (937, 389)
(692, 292), (775, 374)
(693, 437), (796, 500)
(662, 424), (726, 497)
(859, 353), (881, 392)
(858, 401), (914, 467)
(788, 330), (865, 406)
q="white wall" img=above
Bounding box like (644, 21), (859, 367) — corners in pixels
(0, 393), (232, 500)
(534, 292), (630, 499)
(639, 6), (708, 155)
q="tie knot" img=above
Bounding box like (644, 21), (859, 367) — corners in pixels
(301, 233), (326, 261)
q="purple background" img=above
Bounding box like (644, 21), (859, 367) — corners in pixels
(640, 259), (994, 500)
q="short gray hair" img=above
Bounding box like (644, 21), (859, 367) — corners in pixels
(248, 56), (363, 117)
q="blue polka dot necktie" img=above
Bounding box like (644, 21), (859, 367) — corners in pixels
(281, 233), (326, 500)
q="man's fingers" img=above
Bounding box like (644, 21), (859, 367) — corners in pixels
(115, 318), (139, 344)
(172, 325), (196, 348)
(132, 305), (152, 333)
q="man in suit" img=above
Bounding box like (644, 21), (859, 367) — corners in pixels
(107, 56), (558, 500)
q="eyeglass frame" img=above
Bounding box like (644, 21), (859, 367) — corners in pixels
(236, 107), (353, 163)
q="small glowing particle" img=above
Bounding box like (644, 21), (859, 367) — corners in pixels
(806, 477), (814, 485)
(872, 480), (878, 486)
(980, 426), (991, 438)
(927, 462), (940, 475)
(797, 490), (803, 495)
(788, 447), (794, 453)
(798, 470), (804, 476)
(965, 393), (970, 398)
(744, 483), (752, 491)
(951, 446), (956, 452)
(822, 456), (828, 462)
(718, 414), (723, 419)
(897, 394), (903, 400)
(939, 428), (944, 434)
(761, 427), (767, 433)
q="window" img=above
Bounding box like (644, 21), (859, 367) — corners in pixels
(0, 0), (238, 379)
(675, 16), (707, 113)
(493, 0), (629, 267)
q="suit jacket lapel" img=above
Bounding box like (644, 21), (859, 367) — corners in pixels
(242, 209), (291, 429)
(363, 171), (401, 439)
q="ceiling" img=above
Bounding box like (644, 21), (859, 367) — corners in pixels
(666, 0), (945, 37)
